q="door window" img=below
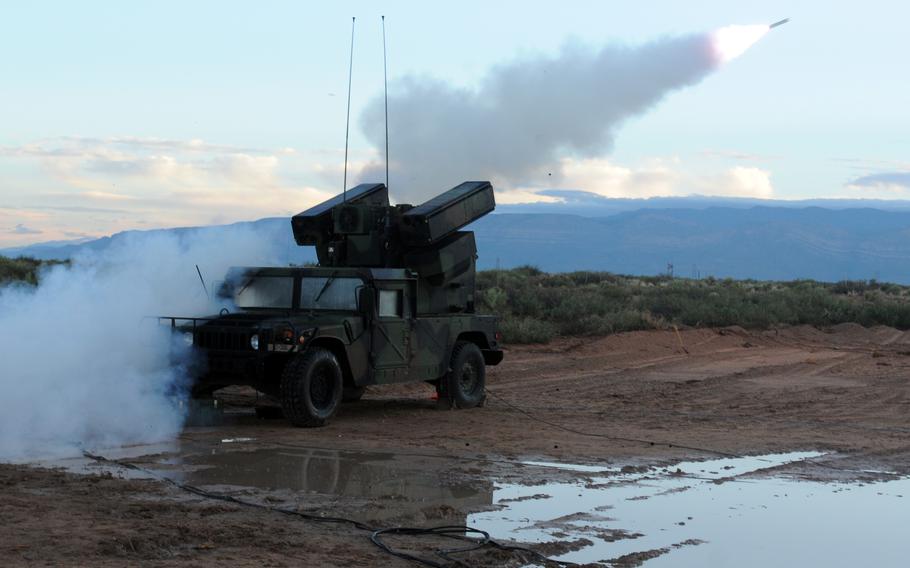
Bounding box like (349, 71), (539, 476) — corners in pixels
(378, 289), (402, 318)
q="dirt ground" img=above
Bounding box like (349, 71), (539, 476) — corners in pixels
(3, 324), (909, 566)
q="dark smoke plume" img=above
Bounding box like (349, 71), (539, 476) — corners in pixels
(359, 33), (717, 203)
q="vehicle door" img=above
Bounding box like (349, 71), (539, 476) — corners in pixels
(372, 281), (411, 372)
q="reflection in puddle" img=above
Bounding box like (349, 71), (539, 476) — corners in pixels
(470, 452), (910, 566)
(158, 447), (493, 522)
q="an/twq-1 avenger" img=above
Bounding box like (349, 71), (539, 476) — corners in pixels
(162, 181), (503, 427)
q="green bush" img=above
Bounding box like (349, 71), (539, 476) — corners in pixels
(0, 256), (65, 286)
(500, 316), (556, 344)
(476, 267), (910, 344)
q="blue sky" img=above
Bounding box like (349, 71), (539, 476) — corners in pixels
(2, 1), (908, 246)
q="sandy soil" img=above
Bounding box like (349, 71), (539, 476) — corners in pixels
(3, 324), (909, 566)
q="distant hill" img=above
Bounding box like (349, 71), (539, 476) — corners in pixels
(5, 200), (910, 283)
(498, 191), (910, 217)
(471, 207), (910, 282)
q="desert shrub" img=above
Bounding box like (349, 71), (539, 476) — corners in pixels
(475, 266), (910, 344)
(480, 286), (508, 312)
(500, 316), (556, 344)
(0, 256), (66, 286)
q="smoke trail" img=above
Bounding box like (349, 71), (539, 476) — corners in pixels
(0, 227), (279, 459)
(358, 31), (729, 202)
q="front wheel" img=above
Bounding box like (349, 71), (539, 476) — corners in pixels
(280, 348), (343, 427)
(440, 341), (486, 409)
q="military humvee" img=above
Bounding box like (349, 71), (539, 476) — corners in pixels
(162, 181), (503, 427)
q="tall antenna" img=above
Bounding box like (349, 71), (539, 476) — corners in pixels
(382, 15), (390, 190)
(342, 16), (356, 202)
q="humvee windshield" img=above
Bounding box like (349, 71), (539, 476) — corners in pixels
(234, 275), (294, 309)
(300, 276), (361, 310)
(230, 272), (362, 311)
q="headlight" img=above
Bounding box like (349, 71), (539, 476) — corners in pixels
(250, 334), (259, 350)
(182, 332), (194, 346)
(298, 328), (316, 344)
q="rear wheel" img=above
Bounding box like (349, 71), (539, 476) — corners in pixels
(280, 347), (343, 427)
(440, 341), (486, 409)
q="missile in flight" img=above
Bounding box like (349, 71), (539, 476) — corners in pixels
(769, 18), (790, 29)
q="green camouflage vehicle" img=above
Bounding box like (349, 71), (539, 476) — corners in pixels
(163, 181), (503, 427)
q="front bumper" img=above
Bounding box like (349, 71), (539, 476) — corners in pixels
(161, 316), (268, 387)
(160, 316), (309, 391)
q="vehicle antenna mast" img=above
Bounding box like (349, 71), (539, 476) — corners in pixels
(195, 264), (209, 299)
(343, 16), (356, 203)
(382, 15), (389, 190)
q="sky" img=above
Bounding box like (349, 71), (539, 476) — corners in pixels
(2, 0), (909, 247)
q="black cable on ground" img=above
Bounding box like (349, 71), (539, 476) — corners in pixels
(371, 526), (489, 568)
(81, 451), (574, 568)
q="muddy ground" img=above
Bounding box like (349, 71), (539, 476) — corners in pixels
(3, 324), (909, 566)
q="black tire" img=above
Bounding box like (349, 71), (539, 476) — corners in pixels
(280, 347), (343, 427)
(440, 341), (486, 409)
(342, 386), (366, 403)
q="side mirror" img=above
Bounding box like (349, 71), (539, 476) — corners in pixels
(358, 286), (375, 317)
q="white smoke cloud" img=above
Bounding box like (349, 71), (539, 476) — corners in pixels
(0, 227), (280, 459)
(358, 32), (720, 203)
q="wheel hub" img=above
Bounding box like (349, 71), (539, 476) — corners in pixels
(310, 366), (334, 409)
(459, 361), (479, 395)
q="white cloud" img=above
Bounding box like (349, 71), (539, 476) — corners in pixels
(844, 172), (910, 198)
(0, 136), (780, 248)
(548, 157), (774, 199)
(9, 224), (42, 235)
(831, 171), (910, 199)
(696, 166), (774, 198)
(0, 137), (336, 247)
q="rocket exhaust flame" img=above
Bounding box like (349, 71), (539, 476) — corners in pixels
(711, 24), (771, 63)
(712, 19), (787, 64)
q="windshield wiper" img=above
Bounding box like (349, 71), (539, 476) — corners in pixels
(235, 277), (254, 296)
(313, 271), (338, 304)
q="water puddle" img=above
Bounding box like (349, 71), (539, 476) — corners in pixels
(469, 452), (910, 566)
(154, 446), (494, 522)
(25, 445), (910, 566)
(22, 442), (181, 479)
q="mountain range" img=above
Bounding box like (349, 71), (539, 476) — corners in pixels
(5, 194), (910, 284)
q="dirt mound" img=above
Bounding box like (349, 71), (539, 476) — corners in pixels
(827, 322), (870, 335)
